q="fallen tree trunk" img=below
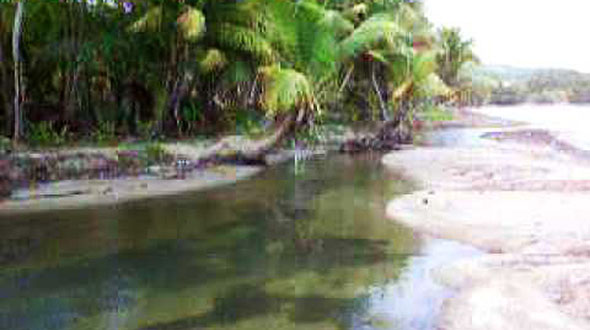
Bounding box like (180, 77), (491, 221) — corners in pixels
(164, 108), (306, 166)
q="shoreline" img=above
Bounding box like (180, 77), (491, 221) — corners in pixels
(384, 107), (590, 329)
(0, 165), (264, 215)
(0, 138), (329, 215)
(0, 140), (277, 215)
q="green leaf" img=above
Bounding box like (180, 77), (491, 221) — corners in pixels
(178, 7), (205, 41)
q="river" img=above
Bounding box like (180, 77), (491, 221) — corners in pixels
(1, 150), (483, 329)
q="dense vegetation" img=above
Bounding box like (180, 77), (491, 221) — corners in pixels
(0, 0), (476, 149)
(467, 65), (590, 105)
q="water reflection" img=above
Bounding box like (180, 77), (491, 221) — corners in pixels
(352, 239), (483, 329)
(0, 154), (423, 329)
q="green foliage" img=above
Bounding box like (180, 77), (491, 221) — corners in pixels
(198, 48), (227, 73)
(1, 0), (476, 144)
(137, 121), (157, 141)
(473, 65), (590, 105)
(210, 23), (276, 64)
(0, 136), (11, 153)
(319, 9), (354, 38)
(27, 122), (69, 147)
(222, 60), (254, 85)
(181, 102), (202, 123)
(234, 110), (265, 137)
(339, 14), (407, 60)
(128, 7), (162, 33)
(177, 7), (205, 41)
(145, 142), (167, 164)
(294, 123), (326, 147)
(416, 73), (451, 99)
(92, 121), (117, 145)
(435, 27), (476, 86)
(258, 66), (315, 116)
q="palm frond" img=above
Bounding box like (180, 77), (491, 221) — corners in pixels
(258, 66), (315, 116)
(339, 14), (406, 60)
(198, 48), (227, 73)
(208, 23), (276, 64)
(320, 10), (354, 38)
(205, 0), (270, 32)
(292, 3), (340, 77)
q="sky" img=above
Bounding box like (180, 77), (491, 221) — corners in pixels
(423, 0), (590, 73)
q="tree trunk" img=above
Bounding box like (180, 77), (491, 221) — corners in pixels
(371, 63), (389, 121)
(338, 64), (354, 94)
(340, 80), (414, 153)
(166, 109), (304, 166)
(167, 73), (191, 136)
(0, 37), (12, 136)
(209, 110), (300, 164)
(12, 1), (25, 144)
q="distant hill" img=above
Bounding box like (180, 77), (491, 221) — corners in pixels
(470, 65), (590, 105)
(475, 65), (541, 82)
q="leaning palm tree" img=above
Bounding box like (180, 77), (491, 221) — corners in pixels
(130, 0), (344, 162)
(195, 0), (344, 162)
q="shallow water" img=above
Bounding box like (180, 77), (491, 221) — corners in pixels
(472, 104), (590, 150)
(0, 151), (481, 330)
(420, 127), (498, 148)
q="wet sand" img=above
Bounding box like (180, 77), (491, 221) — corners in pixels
(0, 165), (263, 215)
(385, 107), (590, 329)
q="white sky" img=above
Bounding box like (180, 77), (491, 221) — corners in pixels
(423, 0), (590, 73)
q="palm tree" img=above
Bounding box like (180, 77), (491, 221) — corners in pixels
(126, 0), (344, 159)
(435, 27), (477, 87)
(197, 0), (344, 159)
(337, 1), (421, 122)
(0, 0), (461, 150)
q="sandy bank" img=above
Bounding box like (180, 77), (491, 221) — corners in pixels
(0, 140), (268, 215)
(0, 165), (262, 215)
(384, 112), (590, 329)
